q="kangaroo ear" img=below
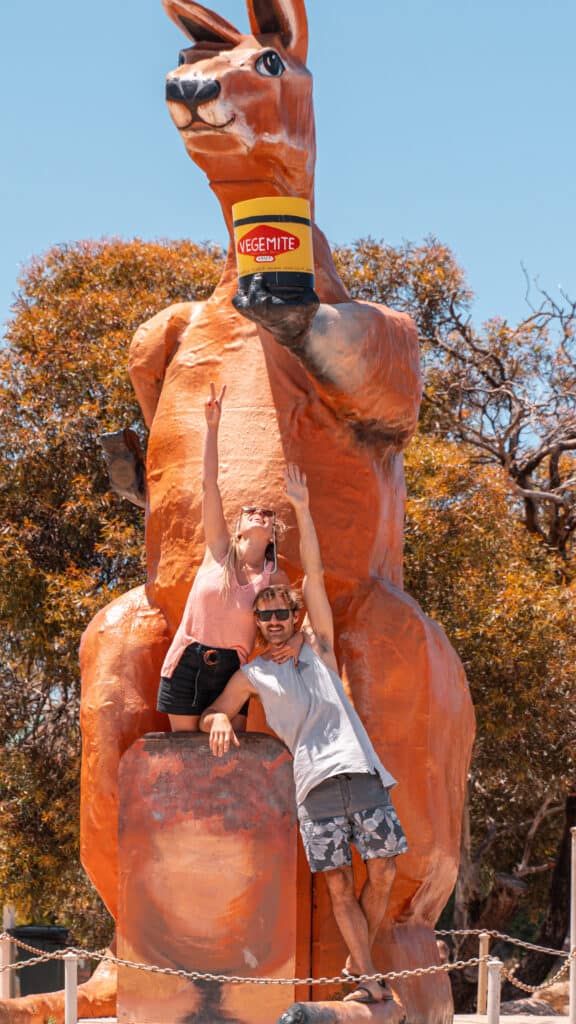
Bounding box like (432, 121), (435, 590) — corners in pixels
(246, 0), (308, 61)
(162, 0), (242, 46)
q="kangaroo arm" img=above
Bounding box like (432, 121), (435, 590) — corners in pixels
(233, 277), (422, 449)
(294, 301), (423, 449)
(128, 302), (199, 427)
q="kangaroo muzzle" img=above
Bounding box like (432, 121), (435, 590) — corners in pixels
(165, 76), (220, 116)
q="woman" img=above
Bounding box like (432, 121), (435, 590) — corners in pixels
(157, 383), (290, 731)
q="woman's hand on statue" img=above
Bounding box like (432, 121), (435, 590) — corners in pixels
(204, 382), (226, 428)
(209, 713), (239, 757)
(264, 631), (304, 665)
(283, 463), (309, 510)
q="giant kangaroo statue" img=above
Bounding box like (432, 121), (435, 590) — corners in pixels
(0, 2), (474, 1022)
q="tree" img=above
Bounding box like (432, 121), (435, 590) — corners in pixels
(334, 238), (575, 559)
(0, 239), (223, 945)
(401, 433), (575, 1005)
(426, 288), (576, 567)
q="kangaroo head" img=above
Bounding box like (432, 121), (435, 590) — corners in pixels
(163, 0), (315, 200)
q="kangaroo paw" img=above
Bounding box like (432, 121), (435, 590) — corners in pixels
(99, 426), (146, 508)
(232, 273), (319, 348)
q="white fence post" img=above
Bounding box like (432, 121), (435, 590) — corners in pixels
(477, 932), (490, 1014)
(0, 934), (13, 1001)
(486, 957), (502, 1024)
(0, 907), (15, 1000)
(64, 952), (78, 1024)
(565, 827), (569, 1024)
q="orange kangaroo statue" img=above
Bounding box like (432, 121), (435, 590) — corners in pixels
(0, 2), (474, 1022)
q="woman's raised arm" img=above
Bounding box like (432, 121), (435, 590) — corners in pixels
(202, 383), (229, 561)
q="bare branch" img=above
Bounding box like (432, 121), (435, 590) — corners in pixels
(514, 794), (562, 877)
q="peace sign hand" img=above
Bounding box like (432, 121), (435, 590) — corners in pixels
(204, 382), (227, 428)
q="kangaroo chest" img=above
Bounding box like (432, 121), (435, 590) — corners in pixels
(145, 301), (399, 624)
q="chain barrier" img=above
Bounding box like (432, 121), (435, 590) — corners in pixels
(0, 933), (486, 986)
(500, 952), (574, 996)
(435, 928), (570, 958)
(0, 934), (107, 960)
(1, 930), (573, 992)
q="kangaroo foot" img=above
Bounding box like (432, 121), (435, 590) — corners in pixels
(277, 996), (405, 1023)
(0, 952), (116, 1024)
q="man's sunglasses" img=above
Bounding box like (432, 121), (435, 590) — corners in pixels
(242, 506), (275, 518)
(254, 608), (293, 622)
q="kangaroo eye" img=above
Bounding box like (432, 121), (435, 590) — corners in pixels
(178, 49), (192, 66)
(255, 51), (285, 78)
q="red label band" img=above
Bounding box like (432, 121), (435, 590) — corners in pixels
(238, 224), (301, 260)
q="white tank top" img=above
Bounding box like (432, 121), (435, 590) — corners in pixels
(242, 643), (397, 805)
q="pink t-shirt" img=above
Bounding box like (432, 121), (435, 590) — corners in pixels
(160, 558), (273, 678)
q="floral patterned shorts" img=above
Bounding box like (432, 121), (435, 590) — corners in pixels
(297, 773), (408, 873)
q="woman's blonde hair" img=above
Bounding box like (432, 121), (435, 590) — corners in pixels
(221, 513), (286, 593)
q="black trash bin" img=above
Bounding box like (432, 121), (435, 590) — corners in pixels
(9, 925), (69, 995)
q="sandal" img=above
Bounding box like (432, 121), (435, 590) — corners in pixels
(341, 966), (360, 981)
(342, 969), (394, 1001)
(343, 985), (379, 1005)
(378, 980), (395, 1001)
(343, 979), (394, 1004)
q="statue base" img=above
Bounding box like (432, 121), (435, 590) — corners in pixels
(117, 732), (299, 1024)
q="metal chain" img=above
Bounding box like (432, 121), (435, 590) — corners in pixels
(500, 953), (574, 995)
(2, 929), (573, 991)
(0, 934), (107, 959)
(0, 934), (488, 986)
(435, 928), (570, 958)
(51, 951), (492, 986)
(0, 952), (62, 973)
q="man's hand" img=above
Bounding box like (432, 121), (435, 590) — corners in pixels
(284, 464), (309, 511)
(204, 381), (226, 428)
(264, 631), (304, 665)
(209, 713), (240, 757)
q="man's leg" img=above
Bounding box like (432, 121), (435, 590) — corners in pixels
(298, 778), (406, 1003)
(345, 856), (397, 973)
(323, 865), (385, 1003)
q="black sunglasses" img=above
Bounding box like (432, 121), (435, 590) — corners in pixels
(254, 608), (293, 622)
(242, 506), (275, 518)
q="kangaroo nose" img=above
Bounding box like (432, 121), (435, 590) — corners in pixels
(165, 77), (221, 114)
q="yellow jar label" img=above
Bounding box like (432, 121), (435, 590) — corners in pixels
(232, 197), (314, 280)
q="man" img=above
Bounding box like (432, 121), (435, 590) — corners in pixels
(200, 465), (408, 1006)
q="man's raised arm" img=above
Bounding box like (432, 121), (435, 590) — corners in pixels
(284, 465), (338, 671)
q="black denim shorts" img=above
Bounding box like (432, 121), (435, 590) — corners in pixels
(156, 642), (249, 717)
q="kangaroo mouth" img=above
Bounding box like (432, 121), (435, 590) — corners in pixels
(168, 103), (236, 133)
(182, 115), (236, 132)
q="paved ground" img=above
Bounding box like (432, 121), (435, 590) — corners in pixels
(81, 1018), (570, 1023)
(456, 1017), (567, 1024)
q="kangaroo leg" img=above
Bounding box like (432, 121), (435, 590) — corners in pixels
(80, 584), (170, 918)
(0, 959), (117, 1024)
(0, 586), (170, 1024)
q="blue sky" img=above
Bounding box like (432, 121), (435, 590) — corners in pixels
(2, 0), (575, 332)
